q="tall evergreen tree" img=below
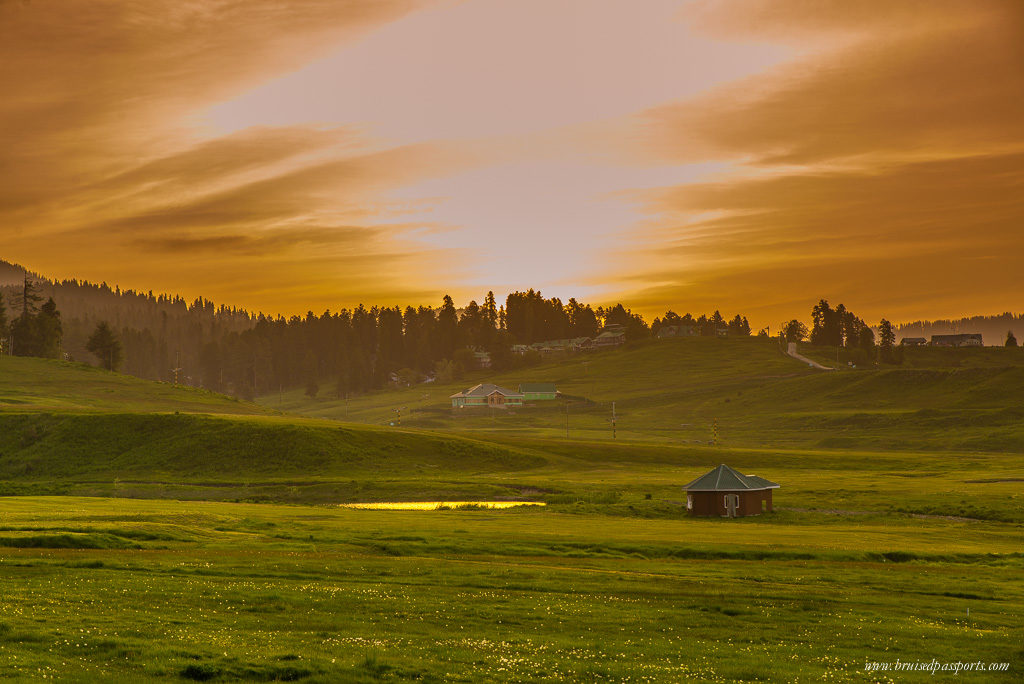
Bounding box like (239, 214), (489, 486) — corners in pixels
(482, 291), (498, 330)
(36, 297), (63, 358)
(859, 326), (876, 361)
(811, 300), (842, 346)
(878, 319), (897, 363)
(86, 321), (123, 371)
(782, 319), (808, 342)
(0, 292), (7, 352)
(1006, 330), (1018, 347)
(438, 295), (458, 357)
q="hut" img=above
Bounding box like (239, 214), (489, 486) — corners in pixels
(450, 384), (524, 409)
(683, 464), (779, 517)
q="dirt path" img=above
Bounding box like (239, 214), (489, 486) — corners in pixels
(786, 342), (834, 370)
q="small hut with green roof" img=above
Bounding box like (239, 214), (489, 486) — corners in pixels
(683, 464), (779, 517)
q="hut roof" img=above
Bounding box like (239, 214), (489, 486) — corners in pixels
(684, 464), (780, 491)
(450, 383), (524, 399)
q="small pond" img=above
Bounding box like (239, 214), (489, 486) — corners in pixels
(339, 501), (546, 510)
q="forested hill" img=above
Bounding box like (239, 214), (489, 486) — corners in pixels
(6, 257), (1018, 403)
(896, 314), (1024, 346)
(0, 259), (664, 401)
(0, 259), (255, 386)
(0, 259), (24, 286)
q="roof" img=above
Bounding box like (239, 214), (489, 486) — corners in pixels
(683, 464), (780, 491)
(596, 330), (625, 339)
(931, 333), (982, 341)
(450, 383), (524, 399)
(520, 383), (557, 393)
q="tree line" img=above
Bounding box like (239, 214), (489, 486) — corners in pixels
(0, 276), (63, 359)
(781, 300), (904, 365)
(0, 261), (758, 399)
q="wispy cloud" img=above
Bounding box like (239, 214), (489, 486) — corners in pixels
(603, 0), (1024, 323)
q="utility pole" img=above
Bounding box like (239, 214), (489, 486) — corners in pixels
(171, 350), (182, 385)
(712, 418), (719, 446)
(564, 400), (570, 439)
(611, 401), (617, 440)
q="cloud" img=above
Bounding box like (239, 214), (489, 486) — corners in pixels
(603, 0), (1024, 324)
(637, 1), (1024, 166)
(0, 0), (473, 312)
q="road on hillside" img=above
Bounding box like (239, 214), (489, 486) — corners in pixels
(786, 342), (834, 370)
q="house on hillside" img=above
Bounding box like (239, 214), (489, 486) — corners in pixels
(683, 464), (780, 517)
(656, 325), (697, 339)
(473, 350), (492, 369)
(532, 339), (572, 357)
(900, 337), (927, 346)
(450, 384), (524, 409)
(931, 334), (983, 347)
(519, 383), (558, 401)
(569, 337), (592, 351)
(592, 330), (626, 348)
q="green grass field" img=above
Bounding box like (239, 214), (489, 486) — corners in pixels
(0, 356), (271, 415)
(0, 497), (1020, 682)
(260, 337), (1024, 452)
(1, 351), (1022, 681)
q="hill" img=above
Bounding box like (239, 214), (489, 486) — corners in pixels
(0, 356), (543, 501)
(0, 355), (268, 414)
(264, 336), (1024, 452)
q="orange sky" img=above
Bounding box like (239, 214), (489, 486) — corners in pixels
(1, 0), (1022, 327)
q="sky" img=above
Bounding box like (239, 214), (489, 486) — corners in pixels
(1, 0), (1022, 327)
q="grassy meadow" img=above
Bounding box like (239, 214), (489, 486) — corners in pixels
(0, 497), (1021, 682)
(1, 348), (1023, 680)
(262, 337), (1024, 452)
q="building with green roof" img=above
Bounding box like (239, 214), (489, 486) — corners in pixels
(450, 384), (524, 409)
(519, 383), (558, 401)
(683, 464), (780, 517)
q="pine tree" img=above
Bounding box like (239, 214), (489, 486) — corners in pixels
(878, 319), (897, 363)
(0, 292), (7, 352)
(438, 295), (458, 357)
(35, 297), (63, 358)
(86, 321), (123, 371)
(782, 319), (808, 342)
(1007, 330), (1018, 347)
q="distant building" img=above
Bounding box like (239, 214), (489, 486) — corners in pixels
(931, 334), (983, 347)
(450, 384), (524, 409)
(569, 337), (592, 352)
(473, 350), (492, 369)
(519, 383), (558, 401)
(656, 325), (696, 339)
(900, 337), (927, 346)
(683, 464), (780, 518)
(592, 330), (626, 348)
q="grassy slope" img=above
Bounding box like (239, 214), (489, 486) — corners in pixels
(0, 356), (543, 501)
(1, 347), (1022, 679)
(0, 497), (1019, 681)
(264, 337), (1024, 451)
(0, 355), (269, 414)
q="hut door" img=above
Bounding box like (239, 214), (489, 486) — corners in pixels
(723, 494), (739, 518)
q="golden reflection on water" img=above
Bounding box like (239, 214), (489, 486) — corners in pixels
(339, 501), (546, 510)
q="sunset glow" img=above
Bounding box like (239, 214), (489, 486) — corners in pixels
(2, 0), (1021, 325)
